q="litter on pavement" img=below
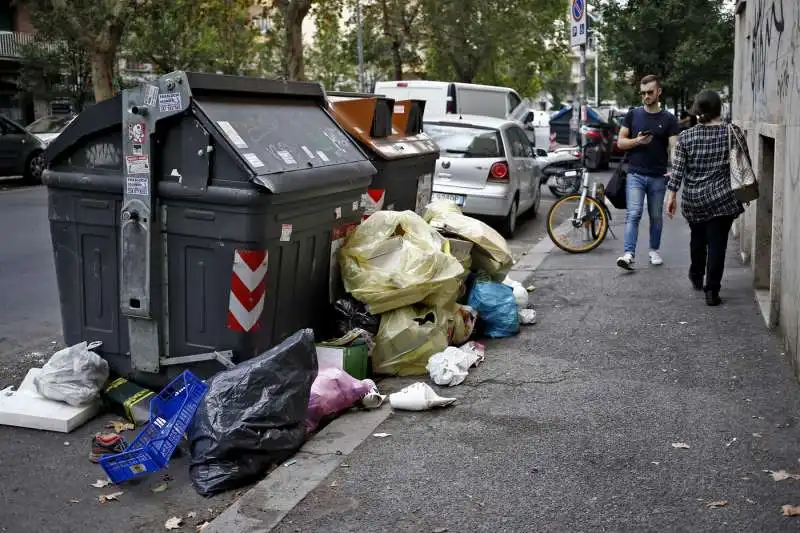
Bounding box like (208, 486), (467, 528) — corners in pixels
(389, 382), (457, 411)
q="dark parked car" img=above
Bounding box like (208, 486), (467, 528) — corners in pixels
(0, 115), (47, 183)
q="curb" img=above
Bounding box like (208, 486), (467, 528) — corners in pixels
(205, 407), (392, 533)
(205, 224), (562, 533)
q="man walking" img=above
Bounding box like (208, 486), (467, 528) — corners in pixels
(615, 75), (680, 270)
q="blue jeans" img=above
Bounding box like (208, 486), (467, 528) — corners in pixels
(623, 172), (666, 256)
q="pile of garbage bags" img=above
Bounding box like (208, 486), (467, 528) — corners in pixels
(337, 201), (533, 377)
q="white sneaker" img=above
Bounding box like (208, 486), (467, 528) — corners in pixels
(649, 250), (663, 266)
(616, 253), (635, 270)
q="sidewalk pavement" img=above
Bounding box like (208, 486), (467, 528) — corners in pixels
(261, 211), (800, 532)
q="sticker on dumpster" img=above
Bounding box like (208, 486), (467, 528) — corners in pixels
(126, 175), (149, 196)
(128, 122), (146, 144)
(393, 104), (405, 114)
(216, 121), (248, 149)
(158, 92), (182, 113)
(280, 224), (293, 242)
(352, 201), (359, 212)
(243, 153), (264, 169)
(227, 249), (269, 333)
(316, 150), (330, 162)
(361, 189), (385, 218)
(301, 145), (315, 159)
(415, 173), (433, 214)
(276, 150), (297, 166)
(330, 223), (358, 303)
(144, 84), (159, 107)
(125, 155), (150, 175)
(335, 206), (342, 219)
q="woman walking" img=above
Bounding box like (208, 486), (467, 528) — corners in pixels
(665, 90), (747, 306)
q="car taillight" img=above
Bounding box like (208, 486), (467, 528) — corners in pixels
(397, 82), (408, 87)
(584, 129), (603, 140)
(488, 161), (509, 182)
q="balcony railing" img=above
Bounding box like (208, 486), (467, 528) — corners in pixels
(0, 31), (35, 58)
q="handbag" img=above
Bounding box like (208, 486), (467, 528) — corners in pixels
(728, 124), (759, 203)
(605, 155), (627, 209)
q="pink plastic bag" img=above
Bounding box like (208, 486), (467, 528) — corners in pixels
(304, 367), (373, 432)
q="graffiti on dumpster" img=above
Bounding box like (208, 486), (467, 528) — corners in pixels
(85, 142), (122, 169)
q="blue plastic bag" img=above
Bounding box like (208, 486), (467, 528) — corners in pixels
(467, 281), (520, 338)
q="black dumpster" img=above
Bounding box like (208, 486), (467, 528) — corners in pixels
(44, 71), (374, 388)
(328, 95), (438, 217)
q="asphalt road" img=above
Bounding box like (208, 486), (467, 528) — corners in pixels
(0, 181), (63, 388)
(0, 172), (615, 533)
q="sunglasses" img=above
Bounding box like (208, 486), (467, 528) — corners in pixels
(640, 90), (656, 96)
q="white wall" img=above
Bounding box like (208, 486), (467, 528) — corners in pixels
(733, 0), (800, 376)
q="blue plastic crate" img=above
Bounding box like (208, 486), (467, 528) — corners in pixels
(100, 370), (208, 484)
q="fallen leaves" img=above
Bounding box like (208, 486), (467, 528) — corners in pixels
(106, 420), (135, 433)
(782, 505), (800, 516)
(98, 491), (124, 503)
(373, 432), (391, 438)
(766, 470), (800, 481)
(432, 528), (449, 533)
(752, 433), (763, 438)
(151, 482), (169, 493)
(69, 499), (81, 504)
(91, 479), (112, 488)
(706, 500), (728, 509)
(165, 516), (183, 530)
(671, 442), (691, 449)
(187, 511), (197, 519)
(725, 438), (738, 448)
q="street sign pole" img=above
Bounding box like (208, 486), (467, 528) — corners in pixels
(570, 0), (588, 171)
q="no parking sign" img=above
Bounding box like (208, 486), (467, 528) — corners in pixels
(570, 0), (587, 47)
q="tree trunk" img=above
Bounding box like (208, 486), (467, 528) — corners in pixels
(278, 0), (313, 81)
(392, 40), (403, 80)
(90, 48), (115, 102)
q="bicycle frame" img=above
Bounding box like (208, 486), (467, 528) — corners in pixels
(561, 168), (614, 240)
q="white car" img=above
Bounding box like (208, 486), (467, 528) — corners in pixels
(424, 115), (544, 237)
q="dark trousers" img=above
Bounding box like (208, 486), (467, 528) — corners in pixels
(689, 215), (735, 292)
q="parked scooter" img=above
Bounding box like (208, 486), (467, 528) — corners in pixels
(539, 146), (583, 198)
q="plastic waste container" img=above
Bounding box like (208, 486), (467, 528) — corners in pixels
(328, 94), (438, 217)
(44, 71), (375, 388)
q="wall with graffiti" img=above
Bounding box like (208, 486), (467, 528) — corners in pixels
(734, 0), (800, 373)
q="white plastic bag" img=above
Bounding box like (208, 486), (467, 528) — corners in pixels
(503, 276), (529, 309)
(34, 341), (109, 406)
(426, 346), (481, 386)
(519, 308), (537, 325)
(389, 382), (457, 411)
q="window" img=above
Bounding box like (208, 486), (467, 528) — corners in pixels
(508, 92), (522, 113)
(424, 123), (504, 158)
(507, 127), (532, 157)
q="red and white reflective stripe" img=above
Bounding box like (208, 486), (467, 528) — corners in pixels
(227, 250), (268, 333)
(361, 188), (385, 219)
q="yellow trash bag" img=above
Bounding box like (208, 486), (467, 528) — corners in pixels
(339, 210), (465, 314)
(423, 200), (513, 278)
(372, 305), (451, 376)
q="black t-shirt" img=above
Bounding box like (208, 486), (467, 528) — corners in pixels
(623, 107), (681, 177)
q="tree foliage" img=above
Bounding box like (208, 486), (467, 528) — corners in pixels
(124, 0), (259, 75)
(599, 0), (734, 109)
(306, 0), (357, 90)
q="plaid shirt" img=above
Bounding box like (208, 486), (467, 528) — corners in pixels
(667, 123), (745, 224)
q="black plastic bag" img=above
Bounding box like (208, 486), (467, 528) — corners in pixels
(334, 298), (380, 337)
(188, 329), (318, 496)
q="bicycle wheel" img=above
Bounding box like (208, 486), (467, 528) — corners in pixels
(546, 194), (609, 253)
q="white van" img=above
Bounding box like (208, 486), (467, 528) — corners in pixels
(373, 80), (523, 120)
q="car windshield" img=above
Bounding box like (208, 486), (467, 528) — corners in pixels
(423, 123), (503, 158)
(27, 115), (74, 134)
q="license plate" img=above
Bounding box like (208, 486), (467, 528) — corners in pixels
(432, 193), (465, 206)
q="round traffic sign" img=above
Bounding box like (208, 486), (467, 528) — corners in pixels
(572, 0), (585, 21)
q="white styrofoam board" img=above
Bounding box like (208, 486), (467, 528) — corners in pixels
(0, 368), (100, 433)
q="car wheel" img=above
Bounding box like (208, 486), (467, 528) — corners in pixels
(500, 197), (519, 238)
(24, 151), (45, 184)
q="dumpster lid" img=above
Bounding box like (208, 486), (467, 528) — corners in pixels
(194, 92), (373, 193)
(330, 97), (438, 161)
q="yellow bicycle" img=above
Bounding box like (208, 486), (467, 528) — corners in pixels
(546, 168), (615, 253)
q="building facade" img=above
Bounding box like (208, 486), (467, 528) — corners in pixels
(732, 0), (800, 376)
